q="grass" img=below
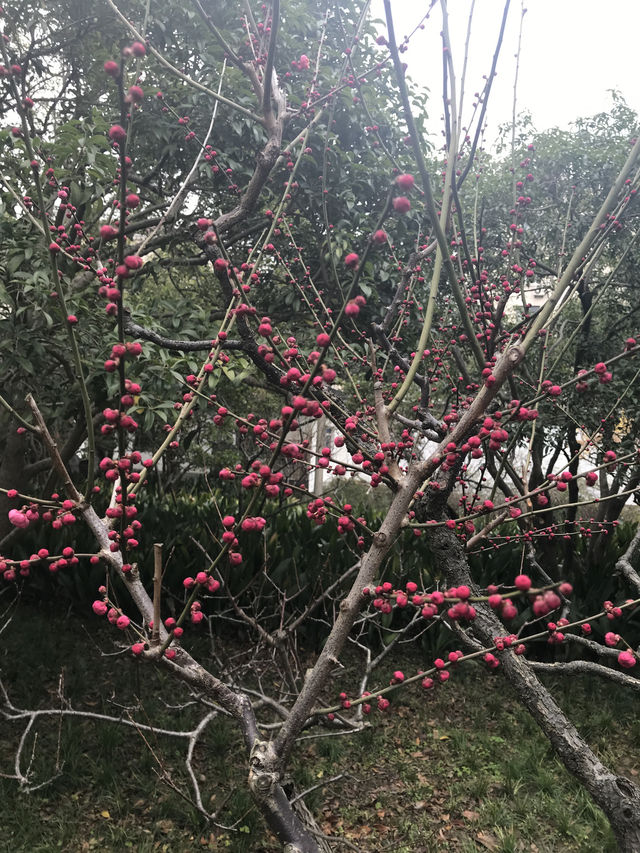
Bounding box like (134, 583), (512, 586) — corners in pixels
(1, 602), (638, 852)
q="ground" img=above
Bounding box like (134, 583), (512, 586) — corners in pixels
(1, 604), (637, 852)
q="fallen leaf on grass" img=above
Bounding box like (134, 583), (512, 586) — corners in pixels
(462, 809), (479, 821)
(476, 830), (500, 850)
(348, 825), (373, 838)
(99, 810), (110, 819)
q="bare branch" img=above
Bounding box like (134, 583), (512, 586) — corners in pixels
(529, 660), (640, 692)
(615, 523), (640, 596)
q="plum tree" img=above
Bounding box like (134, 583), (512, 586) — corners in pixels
(1, 1), (640, 850)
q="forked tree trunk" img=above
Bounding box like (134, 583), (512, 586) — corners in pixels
(428, 524), (640, 852)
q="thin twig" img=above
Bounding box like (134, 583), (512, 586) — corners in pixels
(152, 542), (163, 645)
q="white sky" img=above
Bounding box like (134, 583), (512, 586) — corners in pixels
(369, 1), (640, 143)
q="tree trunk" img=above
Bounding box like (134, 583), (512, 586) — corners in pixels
(427, 524), (640, 852)
(257, 784), (322, 853)
(247, 738), (325, 852)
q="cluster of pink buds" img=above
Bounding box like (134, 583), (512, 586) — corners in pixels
(531, 590), (563, 617)
(541, 380), (562, 397)
(494, 634), (525, 655)
(96, 241), (142, 307)
(306, 496), (333, 524)
(431, 658), (451, 682)
(508, 399), (539, 422)
(345, 295), (366, 317)
(594, 361), (613, 384)
(241, 516), (266, 532)
(0, 558), (18, 582)
(337, 507), (357, 534)
(39, 496), (77, 530)
(363, 574), (574, 628)
(289, 395), (326, 418)
(19, 546), (79, 577)
(486, 425), (509, 452)
(92, 588), (131, 631)
(546, 618), (570, 644)
(103, 341), (143, 374)
(334, 664), (453, 714)
(364, 582), (480, 623)
(8, 506), (37, 529)
(183, 572), (221, 594)
(99, 450), (149, 484)
(333, 687), (395, 719)
(291, 53), (310, 71)
(190, 600), (204, 624)
(597, 607), (640, 668)
(101, 477), (140, 555)
(487, 587), (518, 621)
(603, 600), (623, 620)
(618, 651), (637, 669)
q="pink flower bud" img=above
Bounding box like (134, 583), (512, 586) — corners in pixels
(395, 173), (415, 190)
(127, 85), (143, 103)
(8, 509), (29, 529)
(108, 124), (127, 143)
(392, 196), (411, 214)
(618, 650), (636, 669)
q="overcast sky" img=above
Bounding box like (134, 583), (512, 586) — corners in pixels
(369, 1), (640, 143)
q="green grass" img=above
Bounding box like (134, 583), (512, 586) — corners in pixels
(1, 604), (637, 851)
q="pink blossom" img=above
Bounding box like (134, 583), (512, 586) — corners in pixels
(8, 509), (29, 529)
(618, 651), (636, 669)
